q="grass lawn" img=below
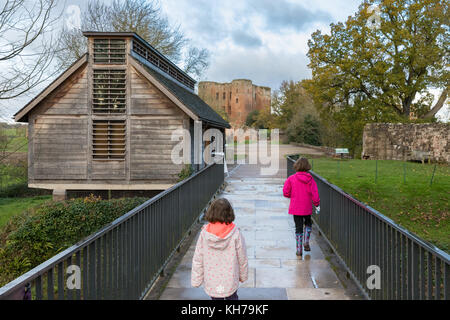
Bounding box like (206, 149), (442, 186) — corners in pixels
(2, 128), (28, 152)
(0, 196), (52, 228)
(303, 158), (450, 253)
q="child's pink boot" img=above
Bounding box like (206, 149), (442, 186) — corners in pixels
(295, 233), (303, 256)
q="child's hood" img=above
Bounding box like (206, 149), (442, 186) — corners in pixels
(203, 223), (237, 250)
(294, 172), (312, 184)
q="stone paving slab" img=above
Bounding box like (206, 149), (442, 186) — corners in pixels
(161, 288), (289, 300)
(286, 288), (350, 300)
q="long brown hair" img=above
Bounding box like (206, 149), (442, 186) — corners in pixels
(293, 157), (312, 172)
(205, 198), (235, 224)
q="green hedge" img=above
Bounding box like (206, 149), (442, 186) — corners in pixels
(0, 182), (52, 198)
(0, 195), (148, 287)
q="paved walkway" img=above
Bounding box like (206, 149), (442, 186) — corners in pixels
(160, 159), (355, 300)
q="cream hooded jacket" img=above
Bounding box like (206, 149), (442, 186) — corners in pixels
(191, 224), (248, 298)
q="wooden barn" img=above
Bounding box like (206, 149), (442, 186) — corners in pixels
(14, 32), (230, 200)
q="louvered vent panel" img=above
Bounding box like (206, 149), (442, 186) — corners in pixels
(93, 69), (126, 114)
(93, 39), (126, 64)
(92, 120), (126, 160)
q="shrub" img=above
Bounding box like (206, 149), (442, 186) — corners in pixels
(178, 164), (194, 182)
(287, 114), (321, 146)
(0, 182), (51, 198)
(0, 195), (148, 286)
(245, 110), (260, 128)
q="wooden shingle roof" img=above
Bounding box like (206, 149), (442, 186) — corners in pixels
(131, 54), (230, 128)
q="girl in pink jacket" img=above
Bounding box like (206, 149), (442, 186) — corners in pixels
(191, 198), (248, 300)
(283, 157), (320, 256)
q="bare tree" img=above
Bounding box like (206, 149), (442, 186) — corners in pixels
(0, 126), (13, 158)
(0, 0), (60, 100)
(184, 47), (210, 80)
(56, 0), (210, 78)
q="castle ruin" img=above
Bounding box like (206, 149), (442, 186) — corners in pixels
(198, 79), (271, 127)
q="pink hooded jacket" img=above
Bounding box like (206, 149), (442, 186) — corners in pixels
(283, 172), (320, 215)
(191, 223), (248, 298)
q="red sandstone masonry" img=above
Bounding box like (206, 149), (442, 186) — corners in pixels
(198, 80), (271, 128)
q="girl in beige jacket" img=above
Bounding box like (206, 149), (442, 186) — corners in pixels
(191, 198), (248, 300)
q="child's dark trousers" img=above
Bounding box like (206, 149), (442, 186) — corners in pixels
(293, 215), (312, 234)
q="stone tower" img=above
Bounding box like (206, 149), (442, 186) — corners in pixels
(198, 79), (271, 127)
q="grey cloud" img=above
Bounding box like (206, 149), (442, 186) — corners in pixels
(183, 0), (232, 44)
(247, 0), (332, 31)
(203, 49), (311, 90)
(231, 30), (262, 48)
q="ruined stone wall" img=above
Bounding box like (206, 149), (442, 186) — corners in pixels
(362, 123), (450, 163)
(198, 79), (271, 127)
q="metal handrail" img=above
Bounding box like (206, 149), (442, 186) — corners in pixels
(286, 155), (449, 300)
(0, 162), (224, 300)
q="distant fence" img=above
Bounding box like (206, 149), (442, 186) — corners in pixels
(287, 156), (449, 300)
(0, 162), (224, 300)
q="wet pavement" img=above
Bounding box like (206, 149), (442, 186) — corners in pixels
(159, 159), (354, 300)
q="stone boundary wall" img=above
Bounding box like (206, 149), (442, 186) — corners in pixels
(362, 123), (450, 163)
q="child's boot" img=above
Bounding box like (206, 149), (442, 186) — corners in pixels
(295, 233), (303, 256)
(303, 226), (312, 251)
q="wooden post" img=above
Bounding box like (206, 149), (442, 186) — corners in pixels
(430, 164), (437, 187)
(403, 162), (406, 184)
(375, 159), (378, 183)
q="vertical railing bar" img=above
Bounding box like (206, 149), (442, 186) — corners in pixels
(386, 223), (390, 299)
(139, 211), (144, 296)
(75, 251), (81, 300)
(435, 257), (441, 300)
(67, 256), (73, 300)
(111, 227), (116, 300)
(47, 269), (54, 300)
(382, 223), (386, 299)
(118, 223), (124, 300)
(419, 246), (426, 300)
(401, 234), (407, 300)
(104, 232), (110, 300)
(82, 247), (88, 300)
(135, 215), (140, 298)
(377, 218), (381, 300)
(96, 237), (102, 300)
(57, 262), (64, 300)
(128, 219), (132, 300)
(407, 238), (412, 300)
(88, 242), (96, 300)
(35, 275), (42, 300)
(396, 231), (401, 300)
(427, 252), (433, 300)
(444, 262), (449, 301)
(412, 242), (419, 300)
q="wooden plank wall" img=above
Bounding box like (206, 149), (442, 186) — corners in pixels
(39, 68), (88, 115)
(130, 67), (186, 182)
(32, 117), (88, 180)
(31, 66), (89, 181)
(29, 63), (190, 185)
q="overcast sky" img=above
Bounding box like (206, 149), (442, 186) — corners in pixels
(160, 0), (362, 88)
(1, 0), (448, 122)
